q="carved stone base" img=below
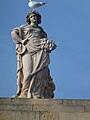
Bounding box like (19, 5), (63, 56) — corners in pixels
(0, 98), (90, 120)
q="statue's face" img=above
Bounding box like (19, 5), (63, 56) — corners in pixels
(29, 13), (38, 25)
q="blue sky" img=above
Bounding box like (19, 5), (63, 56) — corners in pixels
(0, 0), (90, 99)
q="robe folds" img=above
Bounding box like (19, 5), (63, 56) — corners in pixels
(11, 24), (55, 98)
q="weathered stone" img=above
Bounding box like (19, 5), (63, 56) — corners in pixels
(40, 112), (59, 120)
(11, 10), (56, 99)
(0, 111), (15, 120)
(0, 98), (90, 120)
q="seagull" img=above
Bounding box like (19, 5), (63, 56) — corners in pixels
(28, 0), (47, 8)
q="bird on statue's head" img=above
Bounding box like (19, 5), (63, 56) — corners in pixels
(28, 0), (47, 8)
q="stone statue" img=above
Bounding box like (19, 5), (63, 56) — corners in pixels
(11, 11), (56, 99)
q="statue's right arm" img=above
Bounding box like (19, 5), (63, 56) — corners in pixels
(11, 29), (22, 44)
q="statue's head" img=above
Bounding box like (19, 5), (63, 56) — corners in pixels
(26, 11), (41, 25)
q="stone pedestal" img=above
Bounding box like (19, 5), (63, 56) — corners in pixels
(0, 98), (90, 120)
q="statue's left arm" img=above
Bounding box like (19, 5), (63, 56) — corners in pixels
(11, 28), (23, 44)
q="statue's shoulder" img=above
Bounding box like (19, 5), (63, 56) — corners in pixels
(19, 24), (28, 29)
(38, 26), (47, 36)
(13, 24), (27, 30)
(38, 26), (44, 30)
(12, 24), (28, 33)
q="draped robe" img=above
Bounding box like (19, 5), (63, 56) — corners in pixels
(11, 24), (55, 98)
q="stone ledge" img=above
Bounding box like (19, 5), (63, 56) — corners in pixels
(0, 98), (90, 106)
(0, 98), (90, 120)
(0, 98), (90, 112)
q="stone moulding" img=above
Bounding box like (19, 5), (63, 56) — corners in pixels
(0, 98), (90, 120)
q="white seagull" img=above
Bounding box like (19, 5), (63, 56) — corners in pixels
(28, 0), (47, 8)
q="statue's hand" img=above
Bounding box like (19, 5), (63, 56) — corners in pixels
(22, 38), (28, 45)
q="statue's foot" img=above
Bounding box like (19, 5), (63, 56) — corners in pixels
(33, 95), (41, 99)
(18, 93), (27, 98)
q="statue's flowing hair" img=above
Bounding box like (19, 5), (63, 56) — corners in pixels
(26, 11), (41, 24)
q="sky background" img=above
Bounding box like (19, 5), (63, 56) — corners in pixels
(0, 0), (90, 99)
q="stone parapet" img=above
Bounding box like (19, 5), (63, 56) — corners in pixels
(0, 98), (90, 120)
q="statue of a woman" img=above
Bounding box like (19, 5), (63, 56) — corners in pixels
(11, 11), (56, 99)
